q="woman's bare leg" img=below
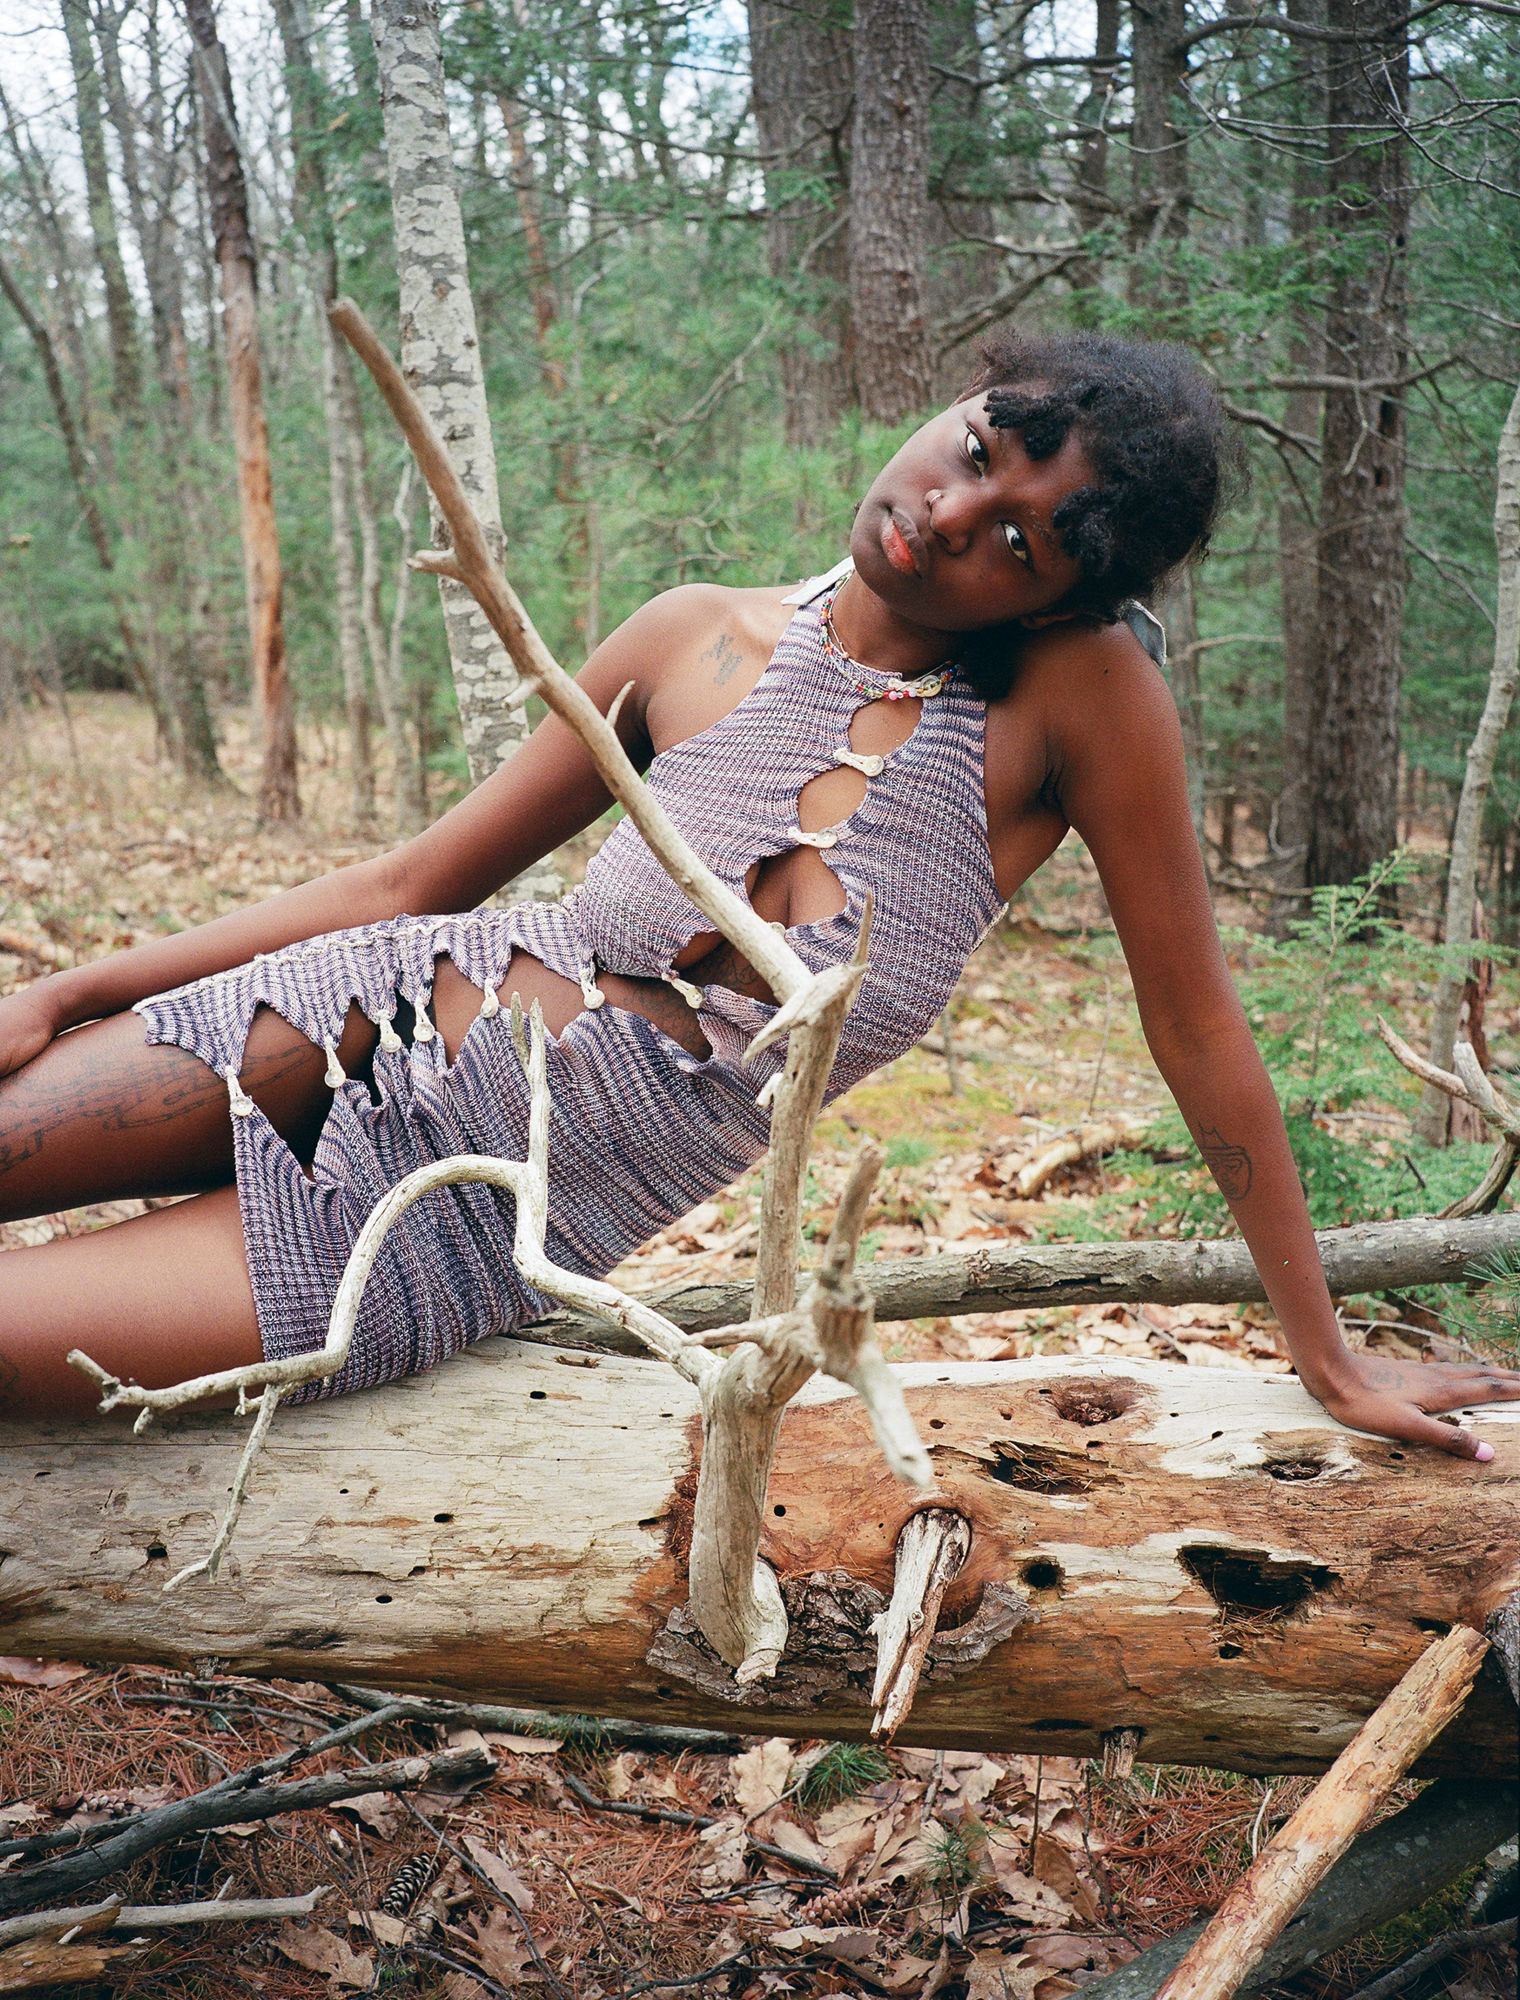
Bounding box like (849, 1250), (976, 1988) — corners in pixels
(0, 1184), (261, 1421)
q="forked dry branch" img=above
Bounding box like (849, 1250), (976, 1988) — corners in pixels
(64, 299), (940, 1709)
(1378, 1018), (1520, 1216)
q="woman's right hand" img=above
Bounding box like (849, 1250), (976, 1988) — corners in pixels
(0, 981), (66, 1081)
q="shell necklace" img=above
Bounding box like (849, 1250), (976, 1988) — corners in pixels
(819, 586), (957, 702)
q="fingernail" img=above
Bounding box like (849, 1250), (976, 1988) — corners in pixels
(1475, 1442), (1495, 1463)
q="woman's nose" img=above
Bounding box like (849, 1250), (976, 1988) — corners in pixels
(925, 485), (976, 554)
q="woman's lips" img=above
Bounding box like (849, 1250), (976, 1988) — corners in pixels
(880, 506), (927, 578)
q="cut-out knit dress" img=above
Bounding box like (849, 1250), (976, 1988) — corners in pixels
(134, 564), (1164, 1402)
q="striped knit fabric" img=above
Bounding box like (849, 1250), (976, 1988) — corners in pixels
(134, 562), (1014, 1400)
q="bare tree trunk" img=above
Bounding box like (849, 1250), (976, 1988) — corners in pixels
(850, 0), (934, 423)
(926, 0), (1000, 379)
(1127, 0), (1191, 306)
(273, 0), (374, 824)
(0, 78), (97, 438)
(745, 0), (853, 442)
(0, 246), (172, 745)
(1273, 7), (1325, 918)
(357, 433), (427, 833)
(1306, 0), (1409, 887)
(1069, 0), (1122, 300)
(97, 0), (224, 782)
(58, 0), (143, 418)
(184, 0), (300, 823)
(1416, 383), (1520, 1141)
(370, 0), (545, 843)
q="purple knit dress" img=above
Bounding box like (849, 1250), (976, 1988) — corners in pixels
(133, 563), (1015, 1400)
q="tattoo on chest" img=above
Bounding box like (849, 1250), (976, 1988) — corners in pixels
(703, 632), (747, 688)
(1198, 1125), (1253, 1203)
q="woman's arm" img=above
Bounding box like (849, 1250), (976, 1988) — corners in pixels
(1049, 623), (1519, 1461)
(2, 588), (717, 1070)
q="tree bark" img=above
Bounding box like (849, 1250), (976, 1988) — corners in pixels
(4, 1349), (1515, 1777)
(58, 0), (143, 418)
(1306, 0), (1410, 887)
(745, 0), (854, 443)
(1127, 0), (1191, 308)
(849, 0), (934, 423)
(370, 0), (544, 830)
(273, 0), (374, 824)
(1273, 3), (1326, 918)
(1069, 0), (1122, 301)
(184, 0), (300, 822)
(1416, 383), (1520, 1141)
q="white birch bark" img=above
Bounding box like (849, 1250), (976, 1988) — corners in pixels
(1417, 383), (1520, 1140)
(370, 0), (553, 889)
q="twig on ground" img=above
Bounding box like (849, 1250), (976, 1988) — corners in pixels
(0, 1745), (493, 1917)
(1343, 1916), (1517, 2000)
(332, 1682), (742, 1755)
(0, 1884), (330, 1946)
(558, 1769), (836, 1880)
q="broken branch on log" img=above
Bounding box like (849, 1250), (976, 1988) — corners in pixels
(870, 1509), (971, 1741)
(1153, 1625), (1491, 2000)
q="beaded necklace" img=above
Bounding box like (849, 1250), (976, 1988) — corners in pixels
(819, 585), (958, 702)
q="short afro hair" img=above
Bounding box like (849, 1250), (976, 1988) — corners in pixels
(957, 329), (1241, 694)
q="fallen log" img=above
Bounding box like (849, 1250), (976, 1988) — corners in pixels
(521, 1210), (1520, 1354)
(2, 1350), (1516, 1777)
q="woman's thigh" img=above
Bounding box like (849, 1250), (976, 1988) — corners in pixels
(0, 1183), (262, 1421)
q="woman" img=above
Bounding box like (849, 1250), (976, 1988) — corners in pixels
(1, 331), (1514, 1453)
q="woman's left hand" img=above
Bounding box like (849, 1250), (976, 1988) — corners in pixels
(1313, 1351), (1520, 1461)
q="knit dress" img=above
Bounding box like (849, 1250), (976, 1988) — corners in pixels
(134, 564), (1163, 1402)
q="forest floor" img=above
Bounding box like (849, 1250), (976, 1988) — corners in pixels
(0, 695), (1514, 2000)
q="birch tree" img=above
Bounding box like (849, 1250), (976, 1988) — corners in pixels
(371, 0), (549, 869)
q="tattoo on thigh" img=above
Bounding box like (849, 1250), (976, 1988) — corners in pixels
(1198, 1125), (1253, 1203)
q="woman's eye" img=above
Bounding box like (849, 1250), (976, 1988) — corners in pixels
(1003, 521), (1031, 566)
(964, 427), (989, 471)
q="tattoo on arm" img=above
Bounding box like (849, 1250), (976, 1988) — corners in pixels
(1198, 1124), (1253, 1202)
(702, 632), (747, 687)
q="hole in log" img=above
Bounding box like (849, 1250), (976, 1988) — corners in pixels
(1180, 1544), (1336, 1620)
(1021, 1557), (1065, 1592)
(530, 1390), (547, 1401)
(339, 1487), (349, 1495)
(1218, 1642), (1244, 1659)
(638, 1516), (660, 1529)
(1048, 1378), (1143, 1426)
(1264, 1451), (1328, 1483)
(409, 1564), (426, 1576)
(1414, 1618), (1450, 1635)
(1388, 1449), (1406, 1462)
(991, 1443), (1098, 1495)
(1030, 1718), (1088, 1732)
(145, 1544), (167, 1561)
(375, 1594), (393, 1604)
(773, 1505), (787, 1517)
(929, 1419), (946, 1430)
(434, 1512), (453, 1523)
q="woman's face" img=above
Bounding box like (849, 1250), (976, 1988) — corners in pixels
(850, 394), (1095, 632)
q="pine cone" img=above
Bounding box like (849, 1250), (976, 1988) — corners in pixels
(802, 1880), (874, 1927)
(377, 1852), (440, 1916)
